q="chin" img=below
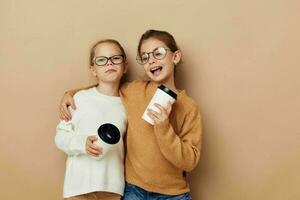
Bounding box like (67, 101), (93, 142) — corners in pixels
(147, 70), (168, 83)
(103, 78), (121, 83)
(149, 76), (165, 84)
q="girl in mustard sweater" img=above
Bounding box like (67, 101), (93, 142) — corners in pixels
(59, 30), (202, 200)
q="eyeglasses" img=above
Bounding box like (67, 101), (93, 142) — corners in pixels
(136, 47), (170, 65)
(94, 55), (125, 66)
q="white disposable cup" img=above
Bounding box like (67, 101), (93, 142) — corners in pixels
(142, 85), (177, 125)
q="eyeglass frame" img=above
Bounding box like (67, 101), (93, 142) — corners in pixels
(93, 55), (125, 66)
(136, 47), (171, 65)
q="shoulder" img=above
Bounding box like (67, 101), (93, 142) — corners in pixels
(120, 80), (154, 95)
(177, 90), (201, 117)
(73, 87), (95, 104)
(121, 80), (147, 89)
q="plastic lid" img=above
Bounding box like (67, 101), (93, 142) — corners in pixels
(158, 84), (177, 100)
(97, 123), (121, 144)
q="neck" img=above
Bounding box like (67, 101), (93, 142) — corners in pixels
(159, 76), (178, 93)
(96, 81), (120, 96)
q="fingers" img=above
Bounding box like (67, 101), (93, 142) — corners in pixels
(87, 136), (100, 150)
(147, 108), (166, 125)
(86, 136), (102, 157)
(154, 102), (172, 114)
(147, 102), (173, 125)
(89, 135), (98, 141)
(69, 98), (77, 110)
(86, 146), (103, 157)
(59, 93), (76, 121)
(59, 104), (71, 121)
(147, 109), (160, 121)
(153, 103), (165, 114)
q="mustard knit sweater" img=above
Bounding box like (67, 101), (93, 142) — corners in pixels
(70, 80), (202, 195)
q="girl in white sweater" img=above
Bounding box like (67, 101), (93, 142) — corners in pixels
(55, 39), (128, 200)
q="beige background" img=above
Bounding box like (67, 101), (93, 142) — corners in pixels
(1, 0), (300, 199)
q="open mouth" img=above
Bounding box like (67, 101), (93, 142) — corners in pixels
(150, 66), (163, 76)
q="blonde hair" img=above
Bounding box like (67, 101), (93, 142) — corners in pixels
(88, 39), (128, 85)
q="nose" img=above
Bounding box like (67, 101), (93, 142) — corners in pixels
(106, 58), (113, 66)
(148, 53), (156, 65)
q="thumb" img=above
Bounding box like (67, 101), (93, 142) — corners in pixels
(89, 135), (98, 142)
(69, 99), (77, 110)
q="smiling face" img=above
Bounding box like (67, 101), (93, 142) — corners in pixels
(139, 38), (181, 85)
(90, 42), (127, 84)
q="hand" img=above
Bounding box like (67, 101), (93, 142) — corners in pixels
(86, 136), (102, 157)
(59, 92), (76, 121)
(147, 102), (172, 125)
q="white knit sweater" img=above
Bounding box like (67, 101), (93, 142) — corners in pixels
(55, 87), (127, 198)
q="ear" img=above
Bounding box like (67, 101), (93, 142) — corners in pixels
(173, 50), (182, 65)
(123, 62), (129, 74)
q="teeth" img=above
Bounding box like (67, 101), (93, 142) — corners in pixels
(150, 66), (162, 73)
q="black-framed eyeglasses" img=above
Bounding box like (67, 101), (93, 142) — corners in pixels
(136, 47), (170, 65)
(94, 55), (125, 66)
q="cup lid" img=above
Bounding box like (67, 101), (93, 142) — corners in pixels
(158, 85), (177, 100)
(97, 123), (120, 144)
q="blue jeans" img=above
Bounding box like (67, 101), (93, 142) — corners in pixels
(122, 182), (192, 200)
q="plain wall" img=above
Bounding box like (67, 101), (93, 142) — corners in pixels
(1, 0), (299, 199)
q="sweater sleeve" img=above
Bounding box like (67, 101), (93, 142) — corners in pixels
(55, 108), (88, 156)
(153, 105), (202, 172)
